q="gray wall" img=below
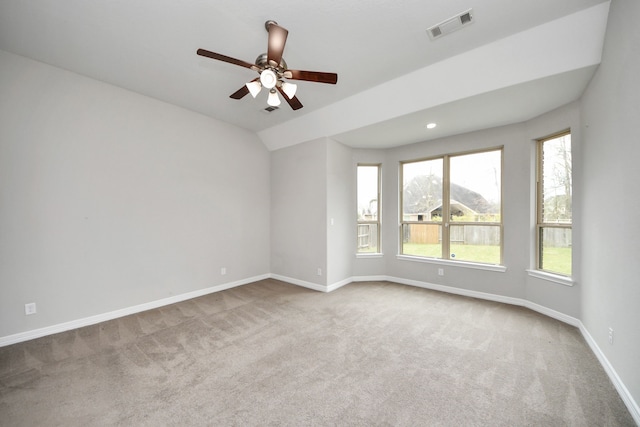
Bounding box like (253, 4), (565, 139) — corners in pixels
(1, 0), (639, 413)
(351, 103), (582, 318)
(270, 138), (354, 288)
(270, 139), (327, 285)
(326, 140), (354, 286)
(0, 50), (271, 337)
(524, 102), (582, 317)
(381, 125), (530, 299)
(580, 0), (640, 408)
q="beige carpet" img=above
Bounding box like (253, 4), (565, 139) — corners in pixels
(0, 280), (635, 426)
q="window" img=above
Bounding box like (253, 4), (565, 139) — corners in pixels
(536, 132), (572, 276)
(357, 164), (381, 253)
(401, 148), (502, 265)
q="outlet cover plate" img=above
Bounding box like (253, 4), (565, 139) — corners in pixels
(25, 303), (37, 315)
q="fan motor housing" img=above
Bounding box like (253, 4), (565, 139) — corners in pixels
(255, 53), (287, 71)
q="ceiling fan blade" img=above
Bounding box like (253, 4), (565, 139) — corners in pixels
(285, 70), (338, 84)
(267, 22), (288, 66)
(197, 49), (258, 71)
(230, 85), (250, 99)
(277, 86), (303, 110)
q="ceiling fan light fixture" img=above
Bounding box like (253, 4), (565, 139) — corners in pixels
(197, 20), (338, 111)
(267, 89), (281, 107)
(246, 81), (262, 98)
(281, 82), (297, 99)
(260, 69), (277, 89)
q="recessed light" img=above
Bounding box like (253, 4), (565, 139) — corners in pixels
(426, 123), (437, 129)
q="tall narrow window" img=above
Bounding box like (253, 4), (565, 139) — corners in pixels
(401, 148), (502, 265)
(448, 150), (502, 264)
(537, 132), (572, 276)
(357, 164), (381, 253)
(401, 158), (444, 258)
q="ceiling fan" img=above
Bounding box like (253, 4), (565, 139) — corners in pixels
(197, 20), (338, 111)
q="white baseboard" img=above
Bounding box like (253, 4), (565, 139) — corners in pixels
(350, 274), (638, 425)
(269, 274), (329, 292)
(3, 272), (637, 424)
(268, 274), (352, 293)
(0, 274), (269, 347)
(352, 275), (388, 282)
(522, 300), (581, 327)
(382, 275), (526, 307)
(327, 277), (352, 292)
(579, 323), (640, 425)
(354, 275), (582, 327)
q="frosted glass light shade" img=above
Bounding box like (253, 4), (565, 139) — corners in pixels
(267, 89), (281, 106)
(246, 81), (262, 98)
(281, 82), (297, 99)
(260, 69), (277, 89)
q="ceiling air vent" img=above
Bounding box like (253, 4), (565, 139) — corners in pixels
(427, 9), (474, 40)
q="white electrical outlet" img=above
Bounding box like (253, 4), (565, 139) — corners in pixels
(25, 303), (37, 315)
(608, 327), (614, 345)
(221, 267), (227, 275)
(317, 268), (322, 276)
(438, 268), (444, 276)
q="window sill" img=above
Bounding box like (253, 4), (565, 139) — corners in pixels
(526, 269), (574, 287)
(356, 253), (384, 259)
(396, 254), (507, 273)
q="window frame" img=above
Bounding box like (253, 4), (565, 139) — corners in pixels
(399, 147), (504, 266)
(535, 130), (572, 277)
(356, 163), (382, 255)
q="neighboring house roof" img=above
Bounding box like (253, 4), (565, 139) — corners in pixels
(429, 200), (477, 217)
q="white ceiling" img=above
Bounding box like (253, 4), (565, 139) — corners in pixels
(0, 0), (610, 150)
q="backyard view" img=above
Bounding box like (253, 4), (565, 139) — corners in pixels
(403, 243), (500, 264)
(401, 150), (502, 265)
(538, 133), (572, 276)
(540, 245), (572, 276)
(357, 139), (571, 275)
(357, 165), (380, 253)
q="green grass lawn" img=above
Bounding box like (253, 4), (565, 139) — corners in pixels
(403, 242), (572, 274)
(541, 247), (572, 276)
(402, 243), (501, 264)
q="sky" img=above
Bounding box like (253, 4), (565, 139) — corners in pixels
(358, 150), (506, 217)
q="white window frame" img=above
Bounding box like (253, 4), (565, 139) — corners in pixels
(399, 147), (503, 266)
(534, 130), (573, 280)
(357, 164), (381, 255)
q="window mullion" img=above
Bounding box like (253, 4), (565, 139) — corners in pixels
(536, 142), (543, 269)
(536, 142), (544, 225)
(442, 155), (451, 260)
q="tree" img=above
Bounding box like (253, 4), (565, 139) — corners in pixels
(542, 135), (572, 222)
(403, 174), (441, 214)
(403, 175), (493, 215)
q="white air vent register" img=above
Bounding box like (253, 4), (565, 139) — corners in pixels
(427, 9), (474, 40)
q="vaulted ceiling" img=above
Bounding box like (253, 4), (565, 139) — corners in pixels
(0, 0), (610, 150)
